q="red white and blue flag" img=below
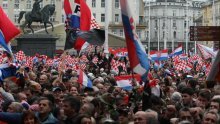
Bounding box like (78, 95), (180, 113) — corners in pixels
(115, 75), (141, 90)
(64, 0), (104, 51)
(0, 7), (20, 53)
(150, 49), (168, 61)
(170, 45), (183, 57)
(120, 0), (150, 80)
(197, 43), (217, 59)
(78, 69), (93, 88)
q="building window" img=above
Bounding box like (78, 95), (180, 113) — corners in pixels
(155, 20), (158, 28)
(2, 2), (8, 9)
(163, 9), (165, 16)
(162, 20), (165, 28)
(120, 29), (123, 36)
(62, 14), (64, 23)
(173, 31), (176, 38)
(26, 0), (32, 9)
(146, 31), (149, 38)
(173, 20), (176, 27)
(184, 9), (187, 17)
(50, 15), (55, 22)
(101, 0), (105, 8)
(115, 0), (119, 8)
(40, 2), (43, 8)
(163, 31), (165, 38)
(92, 0), (96, 7)
(14, 0), (19, 9)
(173, 10), (176, 16)
(112, 29), (116, 34)
(51, 0), (55, 5)
(115, 14), (119, 22)
(93, 13), (96, 18)
(155, 31), (157, 38)
(137, 30), (141, 38)
(184, 20), (187, 28)
(101, 14), (105, 22)
(184, 31), (186, 39)
(14, 14), (19, 23)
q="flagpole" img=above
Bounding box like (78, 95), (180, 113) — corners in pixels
(185, 1), (189, 54)
(104, 0), (109, 58)
(194, 22), (197, 54)
(148, 0), (151, 54)
(164, 0), (167, 49)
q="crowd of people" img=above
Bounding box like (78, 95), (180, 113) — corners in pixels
(0, 48), (219, 124)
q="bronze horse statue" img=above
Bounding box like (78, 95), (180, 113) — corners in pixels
(17, 4), (55, 34)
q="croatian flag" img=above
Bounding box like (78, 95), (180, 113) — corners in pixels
(78, 69), (93, 88)
(115, 76), (132, 90)
(0, 7), (20, 53)
(150, 51), (158, 60)
(150, 49), (168, 61)
(170, 46), (183, 57)
(158, 49), (168, 61)
(115, 75), (141, 90)
(120, 0), (150, 80)
(179, 54), (188, 60)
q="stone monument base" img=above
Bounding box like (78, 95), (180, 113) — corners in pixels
(16, 34), (59, 58)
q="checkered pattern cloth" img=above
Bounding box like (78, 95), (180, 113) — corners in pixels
(16, 51), (26, 61)
(90, 17), (100, 29)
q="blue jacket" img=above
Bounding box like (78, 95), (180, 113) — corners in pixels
(0, 112), (58, 124)
(35, 112), (58, 124)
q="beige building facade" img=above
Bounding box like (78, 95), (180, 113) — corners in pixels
(201, 0), (220, 47)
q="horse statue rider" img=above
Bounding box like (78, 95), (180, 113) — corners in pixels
(31, 0), (43, 19)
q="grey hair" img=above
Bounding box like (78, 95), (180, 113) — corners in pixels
(10, 102), (24, 113)
(203, 110), (219, 124)
(145, 109), (158, 120)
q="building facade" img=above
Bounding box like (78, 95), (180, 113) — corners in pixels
(144, 0), (204, 52)
(201, 0), (220, 48)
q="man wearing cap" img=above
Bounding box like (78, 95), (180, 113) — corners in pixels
(52, 87), (63, 105)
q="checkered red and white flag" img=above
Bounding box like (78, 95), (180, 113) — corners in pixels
(16, 50), (26, 62)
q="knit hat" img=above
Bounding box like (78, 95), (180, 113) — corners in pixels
(21, 101), (30, 110)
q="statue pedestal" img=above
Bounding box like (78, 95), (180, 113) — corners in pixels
(16, 34), (59, 57)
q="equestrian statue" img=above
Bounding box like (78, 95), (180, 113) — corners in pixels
(17, 0), (55, 34)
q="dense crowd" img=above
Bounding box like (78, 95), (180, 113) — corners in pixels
(0, 48), (219, 124)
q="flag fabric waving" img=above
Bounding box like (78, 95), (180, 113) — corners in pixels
(0, 7), (20, 53)
(150, 49), (168, 61)
(197, 43), (217, 59)
(78, 69), (93, 88)
(64, 0), (104, 51)
(170, 45), (183, 57)
(120, 0), (150, 80)
(207, 50), (220, 81)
